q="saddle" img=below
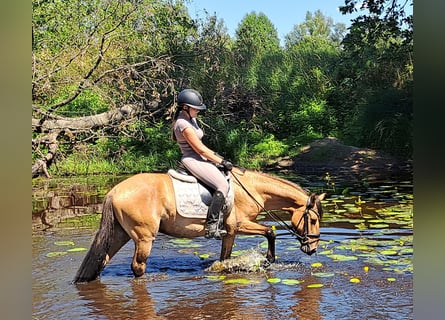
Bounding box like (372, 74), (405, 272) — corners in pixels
(167, 164), (234, 218)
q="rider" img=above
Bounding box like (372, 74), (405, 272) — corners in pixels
(172, 88), (233, 239)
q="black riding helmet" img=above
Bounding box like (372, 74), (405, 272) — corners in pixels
(177, 89), (207, 110)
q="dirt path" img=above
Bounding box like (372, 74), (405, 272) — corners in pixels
(265, 137), (413, 183)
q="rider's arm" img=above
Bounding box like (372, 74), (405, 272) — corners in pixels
(182, 127), (224, 164)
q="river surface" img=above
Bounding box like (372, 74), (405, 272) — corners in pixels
(32, 172), (413, 319)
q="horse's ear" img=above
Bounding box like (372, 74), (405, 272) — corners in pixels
(318, 193), (327, 201)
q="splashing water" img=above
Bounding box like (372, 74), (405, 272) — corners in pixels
(205, 249), (269, 273)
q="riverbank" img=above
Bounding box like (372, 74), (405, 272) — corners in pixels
(265, 137), (413, 183)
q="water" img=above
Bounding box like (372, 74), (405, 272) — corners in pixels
(32, 174), (413, 319)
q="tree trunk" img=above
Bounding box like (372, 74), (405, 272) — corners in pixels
(32, 104), (140, 178)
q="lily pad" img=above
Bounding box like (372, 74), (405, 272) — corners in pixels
(206, 275), (226, 281)
(317, 250), (333, 255)
(54, 241), (75, 246)
(46, 251), (68, 258)
(267, 278), (281, 283)
(313, 272), (335, 278)
(282, 279), (303, 285)
(231, 250), (249, 257)
(307, 283), (324, 288)
(311, 262), (323, 267)
(327, 254), (358, 261)
(171, 238), (192, 244)
(224, 278), (254, 285)
(380, 250), (398, 255)
(350, 278), (361, 283)
(369, 223), (390, 229)
(66, 247), (87, 252)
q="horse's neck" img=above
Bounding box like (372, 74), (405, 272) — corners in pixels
(244, 171), (307, 209)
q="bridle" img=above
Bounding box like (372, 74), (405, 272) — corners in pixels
(231, 169), (321, 248)
(292, 196), (321, 247)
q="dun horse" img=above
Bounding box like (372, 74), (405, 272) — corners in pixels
(73, 167), (326, 283)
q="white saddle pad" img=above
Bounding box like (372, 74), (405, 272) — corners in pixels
(167, 169), (234, 218)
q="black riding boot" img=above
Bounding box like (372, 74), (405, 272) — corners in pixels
(205, 191), (227, 239)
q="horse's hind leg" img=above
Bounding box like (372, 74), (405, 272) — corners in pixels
(131, 235), (155, 278)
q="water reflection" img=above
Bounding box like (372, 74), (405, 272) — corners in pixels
(158, 283), (265, 320)
(76, 279), (165, 320)
(33, 173), (412, 319)
(75, 261), (326, 320)
(32, 176), (124, 230)
(290, 276), (322, 320)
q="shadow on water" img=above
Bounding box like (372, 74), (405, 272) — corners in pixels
(32, 172), (413, 319)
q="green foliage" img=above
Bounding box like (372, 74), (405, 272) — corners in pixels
(33, 1), (413, 178)
(51, 120), (181, 175)
(252, 134), (288, 158)
(50, 87), (109, 117)
(333, 0), (413, 157)
(285, 10), (346, 47)
(341, 88), (412, 157)
(50, 146), (119, 176)
(204, 117), (289, 169)
(234, 12), (281, 89)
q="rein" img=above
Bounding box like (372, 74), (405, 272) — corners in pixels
(230, 169), (319, 243)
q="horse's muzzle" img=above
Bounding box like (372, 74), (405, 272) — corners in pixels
(300, 244), (317, 256)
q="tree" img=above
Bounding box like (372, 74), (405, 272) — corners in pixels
(31, 0), (213, 178)
(269, 11), (342, 141)
(285, 10), (347, 48)
(334, 0), (413, 156)
(233, 12), (281, 89)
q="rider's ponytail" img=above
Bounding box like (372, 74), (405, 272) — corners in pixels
(171, 106), (182, 141)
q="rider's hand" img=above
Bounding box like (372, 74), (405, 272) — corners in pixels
(221, 159), (233, 171)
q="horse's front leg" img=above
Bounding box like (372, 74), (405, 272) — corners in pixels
(220, 233), (236, 261)
(220, 211), (237, 261)
(236, 220), (276, 263)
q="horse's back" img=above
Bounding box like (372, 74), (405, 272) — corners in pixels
(109, 173), (175, 218)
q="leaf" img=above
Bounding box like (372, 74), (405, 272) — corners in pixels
(54, 241), (75, 246)
(224, 278), (253, 284)
(66, 247), (87, 252)
(199, 253), (210, 259)
(327, 254), (358, 261)
(267, 278), (281, 283)
(369, 223), (390, 229)
(46, 251), (68, 258)
(282, 279), (303, 285)
(313, 272), (335, 278)
(171, 238), (192, 244)
(307, 283), (324, 288)
(311, 262), (323, 267)
(206, 275), (226, 281)
(380, 250), (398, 255)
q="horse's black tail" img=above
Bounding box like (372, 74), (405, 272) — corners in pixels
(72, 193), (115, 284)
